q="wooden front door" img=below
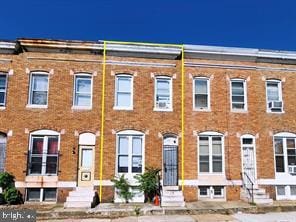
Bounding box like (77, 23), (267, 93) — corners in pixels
(78, 146), (95, 187)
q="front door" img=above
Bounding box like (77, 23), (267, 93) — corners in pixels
(78, 146), (95, 187)
(242, 146), (256, 185)
(163, 145), (178, 186)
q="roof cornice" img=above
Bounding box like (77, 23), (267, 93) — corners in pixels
(0, 41), (17, 54)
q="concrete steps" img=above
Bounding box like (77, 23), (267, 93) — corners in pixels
(161, 186), (185, 207)
(241, 187), (273, 205)
(64, 187), (98, 208)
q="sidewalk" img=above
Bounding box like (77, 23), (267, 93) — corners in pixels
(1, 200), (296, 221)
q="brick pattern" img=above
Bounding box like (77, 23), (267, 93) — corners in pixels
(0, 51), (295, 203)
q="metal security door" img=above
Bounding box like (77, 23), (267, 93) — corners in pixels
(242, 147), (256, 184)
(163, 145), (178, 186)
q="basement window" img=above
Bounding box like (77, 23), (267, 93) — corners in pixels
(198, 186), (224, 199)
(26, 188), (57, 202)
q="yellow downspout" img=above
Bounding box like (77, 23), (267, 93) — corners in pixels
(99, 41), (107, 202)
(181, 45), (185, 191)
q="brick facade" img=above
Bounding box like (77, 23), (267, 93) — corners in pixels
(0, 39), (295, 203)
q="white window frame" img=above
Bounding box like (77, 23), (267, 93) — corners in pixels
(0, 73), (8, 108)
(28, 130), (60, 176)
(114, 74), (133, 110)
(72, 73), (93, 110)
(115, 130), (145, 180)
(198, 131), (225, 175)
(230, 79), (248, 112)
(193, 77), (210, 111)
(266, 79), (284, 113)
(154, 76), (173, 111)
(27, 72), (49, 108)
(273, 132), (296, 175)
(198, 186), (225, 200)
(276, 185), (296, 200)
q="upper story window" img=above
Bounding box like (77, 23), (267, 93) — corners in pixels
(194, 78), (210, 111)
(28, 72), (49, 107)
(116, 130), (144, 176)
(114, 75), (133, 110)
(266, 80), (283, 113)
(198, 132), (224, 174)
(0, 74), (7, 107)
(28, 130), (60, 175)
(155, 76), (172, 111)
(274, 132), (296, 174)
(73, 74), (92, 109)
(231, 79), (247, 111)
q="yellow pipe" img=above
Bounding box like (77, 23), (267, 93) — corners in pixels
(99, 41), (107, 202)
(181, 45), (185, 191)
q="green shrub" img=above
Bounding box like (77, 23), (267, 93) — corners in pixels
(3, 187), (23, 205)
(111, 175), (133, 203)
(0, 172), (15, 190)
(135, 167), (160, 202)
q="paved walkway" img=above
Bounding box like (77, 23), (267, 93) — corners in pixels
(39, 211), (296, 221)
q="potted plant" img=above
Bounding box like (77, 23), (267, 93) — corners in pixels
(135, 167), (161, 203)
(111, 175), (133, 203)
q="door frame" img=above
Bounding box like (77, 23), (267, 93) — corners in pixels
(240, 134), (257, 185)
(162, 134), (179, 186)
(78, 145), (95, 187)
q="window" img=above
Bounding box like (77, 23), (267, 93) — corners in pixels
(26, 188), (57, 202)
(276, 185), (296, 200)
(198, 186), (224, 199)
(0, 74), (7, 107)
(73, 74), (92, 108)
(0, 133), (7, 172)
(231, 79), (247, 111)
(198, 132), (224, 174)
(266, 80), (283, 112)
(28, 130), (59, 175)
(194, 78), (210, 110)
(29, 73), (49, 106)
(155, 77), (172, 111)
(114, 75), (133, 109)
(274, 133), (296, 174)
(116, 130), (144, 175)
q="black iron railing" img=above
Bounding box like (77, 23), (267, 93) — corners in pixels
(241, 172), (254, 203)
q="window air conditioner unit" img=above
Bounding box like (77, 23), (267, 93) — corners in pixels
(158, 102), (168, 108)
(288, 166), (296, 175)
(268, 101), (283, 110)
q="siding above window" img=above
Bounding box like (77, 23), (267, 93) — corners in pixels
(114, 75), (133, 110)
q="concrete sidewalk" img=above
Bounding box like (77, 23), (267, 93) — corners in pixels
(2, 200), (295, 221)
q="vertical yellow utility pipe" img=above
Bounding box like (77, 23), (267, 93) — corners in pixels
(99, 41), (107, 202)
(181, 45), (185, 191)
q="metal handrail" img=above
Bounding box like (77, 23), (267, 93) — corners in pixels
(241, 172), (254, 203)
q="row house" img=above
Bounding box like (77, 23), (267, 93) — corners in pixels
(0, 39), (295, 207)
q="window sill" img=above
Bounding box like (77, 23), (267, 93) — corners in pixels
(71, 106), (92, 111)
(26, 104), (48, 109)
(231, 109), (248, 113)
(113, 106), (133, 111)
(0, 106), (6, 110)
(267, 110), (285, 114)
(153, 108), (173, 112)
(193, 108), (211, 112)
